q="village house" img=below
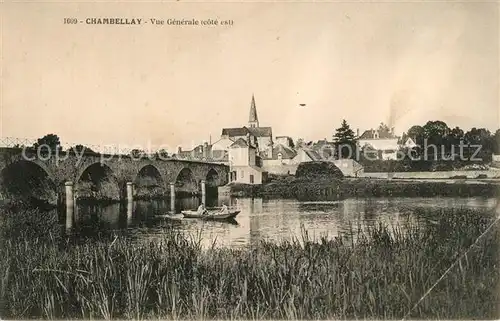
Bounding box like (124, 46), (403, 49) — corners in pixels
(228, 136), (265, 184)
(357, 126), (400, 160)
(261, 143), (298, 175)
(311, 139), (336, 160)
(399, 137), (417, 149)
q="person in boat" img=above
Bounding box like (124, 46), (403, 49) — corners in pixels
(197, 203), (207, 215)
(219, 202), (229, 214)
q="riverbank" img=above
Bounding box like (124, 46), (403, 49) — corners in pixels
(0, 205), (498, 319)
(228, 177), (500, 199)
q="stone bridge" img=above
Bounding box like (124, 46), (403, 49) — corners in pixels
(0, 148), (229, 204)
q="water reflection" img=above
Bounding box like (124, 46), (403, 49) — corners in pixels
(65, 196), (498, 248)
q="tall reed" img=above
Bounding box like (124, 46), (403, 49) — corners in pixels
(0, 205), (498, 319)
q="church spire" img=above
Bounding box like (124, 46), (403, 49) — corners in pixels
(248, 94), (259, 128)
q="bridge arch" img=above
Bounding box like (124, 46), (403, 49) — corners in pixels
(76, 162), (120, 201)
(174, 167), (198, 194)
(0, 159), (58, 205)
(134, 164), (165, 199)
(205, 168), (220, 187)
(205, 168), (220, 197)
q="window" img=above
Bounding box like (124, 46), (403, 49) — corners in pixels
(240, 170), (244, 178)
(250, 174), (254, 184)
(277, 152), (282, 160)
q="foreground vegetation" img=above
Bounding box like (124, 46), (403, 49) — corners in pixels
(0, 204), (499, 319)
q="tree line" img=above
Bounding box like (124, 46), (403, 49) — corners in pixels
(296, 120), (500, 161)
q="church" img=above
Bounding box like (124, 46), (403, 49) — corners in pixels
(216, 95), (274, 158)
(213, 95), (273, 184)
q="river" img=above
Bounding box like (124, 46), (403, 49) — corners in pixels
(63, 195), (498, 247)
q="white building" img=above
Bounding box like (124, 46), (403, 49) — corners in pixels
(228, 138), (264, 184)
(358, 128), (400, 160)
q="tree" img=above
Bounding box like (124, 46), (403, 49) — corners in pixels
(447, 126), (465, 147)
(333, 119), (357, 159)
(493, 129), (500, 154)
(377, 122), (392, 138)
(422, 120), (450, 146)
(33, 134), (61, 154)
(295, 138), (305, 149)
(464, 128), (491, 145)
(407, 125), (425, 147)
(464, 128), (493, 160)
(155, 149), (169, 159)
(130, 149), (144, 158)
(69, 144), (96, 155)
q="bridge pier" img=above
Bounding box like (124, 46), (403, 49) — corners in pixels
(127, 199), (133, 226)
(170, 183), (175, 213)
(126, 182), (134, 202)
(65, 181), (74, 231)
(200, 180), (206, 205)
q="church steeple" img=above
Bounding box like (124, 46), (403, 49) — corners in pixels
(248, 94), (259, 128)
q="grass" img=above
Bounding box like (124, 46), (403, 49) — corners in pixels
(0, 205), (499, 319)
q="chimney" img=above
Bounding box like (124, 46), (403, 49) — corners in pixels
(356, 128), (360, 137)
(177, 146), (182, 154)
(203, 142), (209, 158)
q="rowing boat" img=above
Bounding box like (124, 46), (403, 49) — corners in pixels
(181, 210), (240, 221)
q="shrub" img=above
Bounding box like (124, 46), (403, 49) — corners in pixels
(295, 161), (344, 180)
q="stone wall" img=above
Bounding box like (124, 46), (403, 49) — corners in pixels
(261, 163), (298, 175)
(360, 170), (500, 179)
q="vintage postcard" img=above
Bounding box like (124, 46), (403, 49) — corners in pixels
(0, 0), (499, 320)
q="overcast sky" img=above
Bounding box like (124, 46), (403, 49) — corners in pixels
(2, 1), (499, 151)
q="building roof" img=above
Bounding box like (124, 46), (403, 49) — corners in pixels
(313, 140), (335, 149)
(360, 140), (399, 151)
(270, 144), (297, 160)
(293, 148), (322, 161)
(304, 149), (322, 161)
(249, 94), (258, 123)
(222, 127), (249, 137)
(230, 138), (250, 148)
(247, 126), (272, 137)
(221, 126), (272, 138)
(359, 129), (397, 140)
